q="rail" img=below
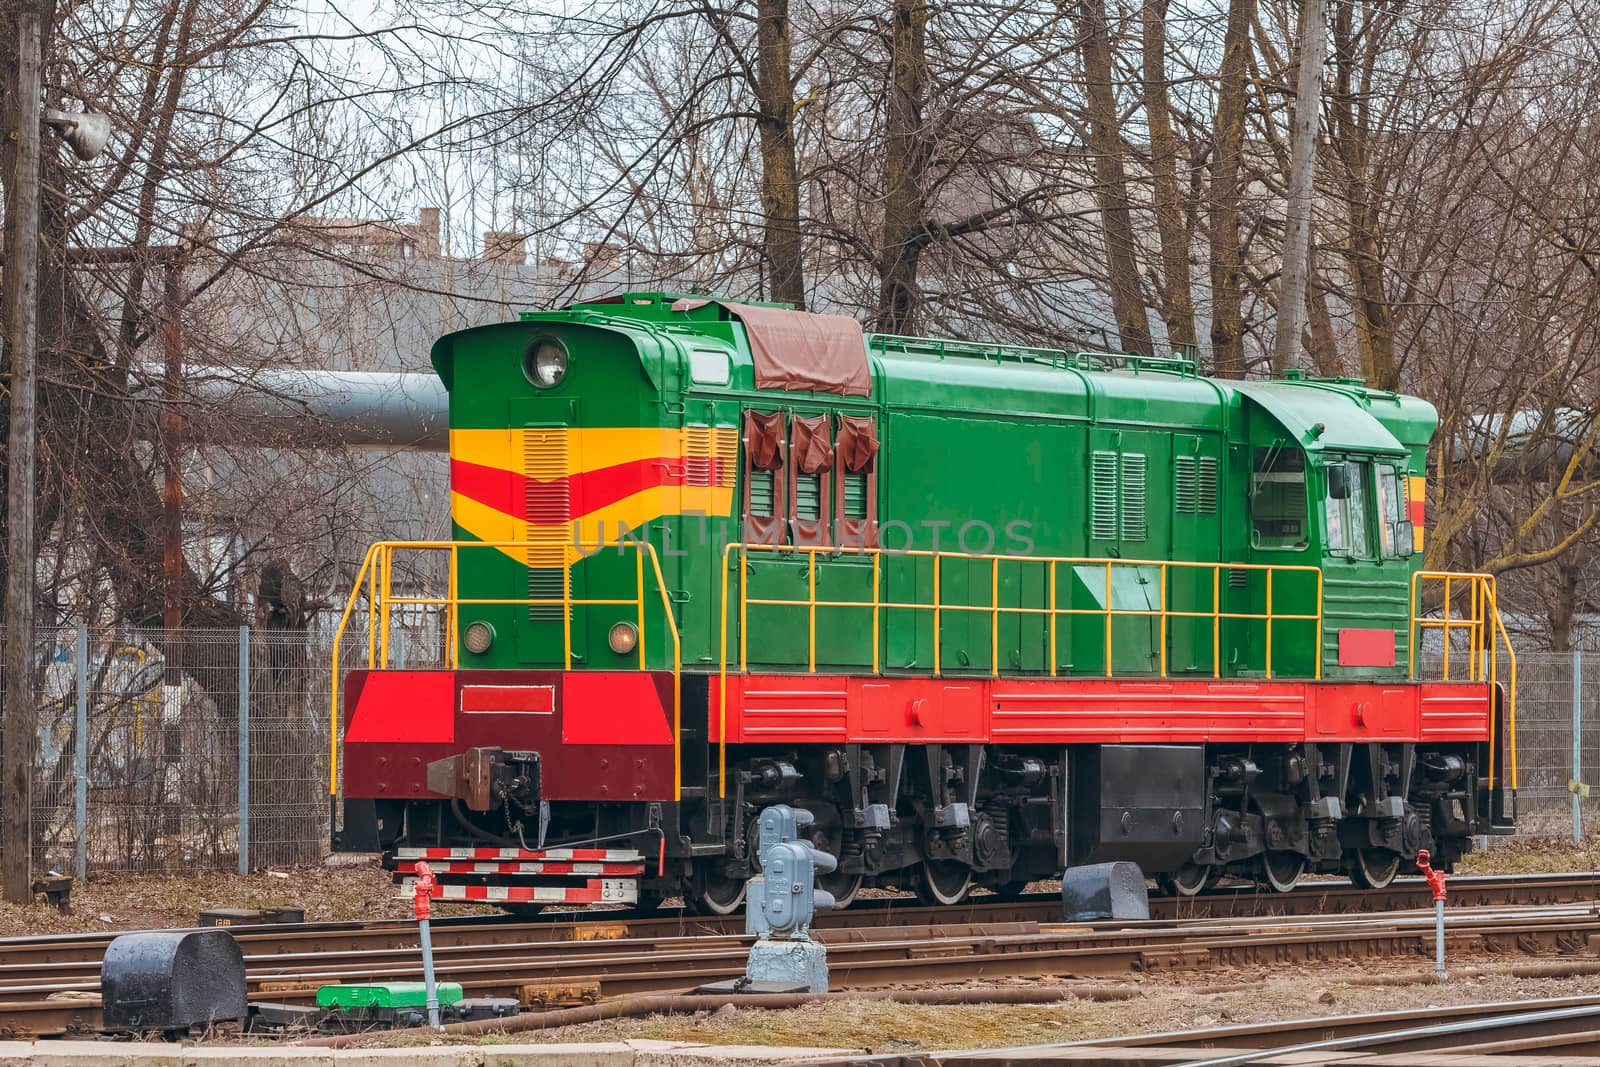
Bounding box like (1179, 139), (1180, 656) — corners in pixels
(1409, 570), (1518, 790)
(716, 544), (1322, 795)
(328, 540), (682, 799)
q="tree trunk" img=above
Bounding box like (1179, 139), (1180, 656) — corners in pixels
(1141, 0), (1197, 351)
(754, 0), (806, 308)
(1329, 0), (1398, 389)
(1207, 0), (1256, 379)
(875, 0), (928, 335)
(1080, 0), (1152, 355)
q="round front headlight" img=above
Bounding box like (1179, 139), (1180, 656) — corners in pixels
(463, 621), (495, 655)
(525, 337), (568, 388)
(608, 621), (639, 655)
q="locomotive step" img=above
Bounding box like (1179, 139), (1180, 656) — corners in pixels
(394, 846), (645, 863)
(398, 876), (638, 905)
(395, 859), (646, 877)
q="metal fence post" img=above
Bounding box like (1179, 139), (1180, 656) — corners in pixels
(1575, 648), (1584, 844)
(74, 622), (87, 881)
(239, 625), (250, 875)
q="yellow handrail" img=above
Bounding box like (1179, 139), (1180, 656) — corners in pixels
(329, 540), (682, 800)
(1408, 570), (1518, 791)
(715, 543), (1324, 796)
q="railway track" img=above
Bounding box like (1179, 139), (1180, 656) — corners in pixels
(3, 870), (1594, 972)
(5, 895), (1600, 1038)
(811, 993), (1600, 1064)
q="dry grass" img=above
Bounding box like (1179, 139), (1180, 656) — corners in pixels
(344, 962), (1600, 1052)
(1455, 834), (1600, 875)
(0, 856), (483, 936)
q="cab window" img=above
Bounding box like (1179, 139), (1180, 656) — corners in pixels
(1375, 464), (1409, 558)
(1251, 447), (1308, 549)
(1323, 459), (1372, 558)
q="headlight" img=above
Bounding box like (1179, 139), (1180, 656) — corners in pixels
(525, 338), (568, 388)
(608, 621), (639, 655)
(463, 621), (495, 655)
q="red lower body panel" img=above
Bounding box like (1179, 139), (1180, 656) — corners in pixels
(712, 674), (1492, 745)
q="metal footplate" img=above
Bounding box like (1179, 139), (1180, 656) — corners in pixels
(392, 847), (644, 906)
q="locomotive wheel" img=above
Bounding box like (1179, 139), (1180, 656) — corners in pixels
(819, 869), (864, 908)
(915, 858), (973, 906)
(1259, 851), (1305, 893)
(686, 869), (747, 916)
(1158, 861), (1215, 897)
(1349, 847), (1401, 889)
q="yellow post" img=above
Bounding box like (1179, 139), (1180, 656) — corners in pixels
(990, 556), (1000, 678)
(1103, 561), (1113, 678)
(1313, 569), (1323, 680)
(367, 552), (379, 669)
(871, 552), (881, 674)
(1442, 575), (1452, 680)
(718, 544), (731, 799)
(447, 544), (459, 668)
(808, 550), (817, 673)
(636, 547), (647, 669)
(1265, 568), (1274, 680)
(1212, 566), (1221, 678)
(933, 555), (942, 678)
(378, 547), (393, 668)
(1048, 560), (1058, 678)
(1158, 563), (1168, 678)
(739, 545), (749, 673)
(1407, 572), (1417, 680)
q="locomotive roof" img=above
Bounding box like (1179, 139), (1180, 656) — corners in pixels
(429, 292), (1436, 455)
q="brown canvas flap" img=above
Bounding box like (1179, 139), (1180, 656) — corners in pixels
(836, 415), (879, 473)
(672, 298), (870, 396)
(791, 414), (834, 474)
(745, 410), (785, 470)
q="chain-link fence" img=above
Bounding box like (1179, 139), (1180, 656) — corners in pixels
(17, 625), (335, 877)
(5, 619), (1594, 874)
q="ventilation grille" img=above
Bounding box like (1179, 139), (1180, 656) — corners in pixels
(842, 472), (868, 519)
(1090, 450), (1119, 541)
(1175, 455), (1198, 514)
(1229, 567), (1249, 588)
(523, 428), (570, 622)
(685, 425), (713, 486)
(749, 468), (776, 516)
(1119, 453), (1146, 541)
(795, 472), (822, 520)
(1197, 456), (1218, 514)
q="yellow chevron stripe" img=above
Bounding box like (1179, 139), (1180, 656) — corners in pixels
(452, 427), (704, 475)
(453, 486), (736, 565)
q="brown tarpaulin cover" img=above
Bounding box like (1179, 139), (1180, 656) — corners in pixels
(672, 299), (870, 396)
(742, 410), (785, 545)
(836, 415), (879, 473)
(790, 414), (835, 474)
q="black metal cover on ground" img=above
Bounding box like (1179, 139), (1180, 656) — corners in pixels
(1060, 861), (1150, 922)
(101, 928), (247, 1031)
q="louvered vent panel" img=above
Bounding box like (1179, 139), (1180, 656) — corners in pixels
(843, 472), (868, 519)
(749, 469), (776, 516)
(1229, 567), (1249, 588)
(1174, 455), (1198, 514)
(1120, 453), (1147, 542)
(1198, 456), (1219, 515)
(713, 426), (739, 487)
(795, 472), (822, 520)
(523, 428), (570, 623)
(1090, 451), (1119, 541)
(685, 426), (713, 486)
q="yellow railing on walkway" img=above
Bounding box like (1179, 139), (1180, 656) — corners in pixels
(1409, 570), (1518, 790)
(329, 541), (682, 799)
(716, 544), (1323, 795)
